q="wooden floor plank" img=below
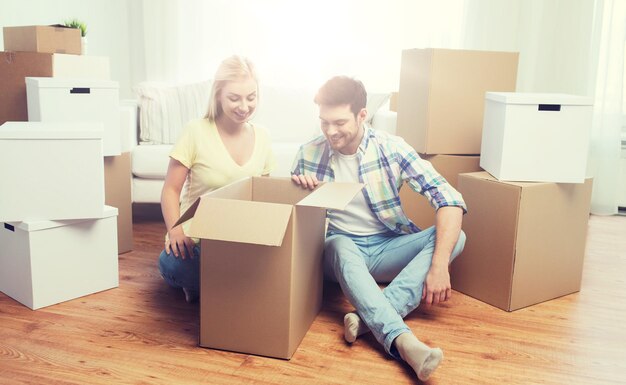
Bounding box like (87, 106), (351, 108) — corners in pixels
(1, 214), (625, 384)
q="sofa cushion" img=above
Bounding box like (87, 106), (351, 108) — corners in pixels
(135, 80), (212, 144)
(132, 144), (173, 179)
(132, 177), (166, 204)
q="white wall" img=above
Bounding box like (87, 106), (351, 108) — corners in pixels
(129, 0), (467, 93)
(1, 0), (598, 98)
(462, 0), (596, 95)
(0, 0), (133, 98)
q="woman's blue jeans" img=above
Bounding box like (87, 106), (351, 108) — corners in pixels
(324, 226), (466, 357)
(158, 245), (200, 292)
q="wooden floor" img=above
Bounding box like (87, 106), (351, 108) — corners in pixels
(1, 213), (625, 385)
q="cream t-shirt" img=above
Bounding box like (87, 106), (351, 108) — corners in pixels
(169, 118), (275, 237)
(327, 152), (388, 236)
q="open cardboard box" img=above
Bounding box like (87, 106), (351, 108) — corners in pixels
(174, 176), (363, 359)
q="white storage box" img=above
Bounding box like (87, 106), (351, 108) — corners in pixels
(50, 54), (111, 80)
(26, 77), (121, 156)
(480, 92), (592, 183)
(0, 122), (105, 222)
(0, 206), (119, 310)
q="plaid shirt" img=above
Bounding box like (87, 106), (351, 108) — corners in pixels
(291, 126), (467, 234)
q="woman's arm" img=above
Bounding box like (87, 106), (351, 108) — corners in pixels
(161, 158), (195, 259)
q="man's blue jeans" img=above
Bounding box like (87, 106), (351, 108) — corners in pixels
(324, 227), (466, 357)
(158, 245), (200, 292)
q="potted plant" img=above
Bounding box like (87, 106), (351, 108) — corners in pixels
(63, 18), (87, 54)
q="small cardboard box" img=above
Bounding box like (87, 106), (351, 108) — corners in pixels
(104, 152), (133, 254)
(175, 177), (363, 359)
(450, 172), (593, 311)
(0, 122), (105, 222)
(480, 92), (593, 183)
(0, 51), (110, 125)
(3, 25), (81, 55)
(26, 77), (121, 156)
(397, 48), (518, 155)
(0, 206), (118, 310)
(400, 155), (482, 229)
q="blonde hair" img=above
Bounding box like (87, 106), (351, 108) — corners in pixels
(205, 55), (258, 122)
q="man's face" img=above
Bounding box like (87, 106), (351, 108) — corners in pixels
(319, 104), (367, 155)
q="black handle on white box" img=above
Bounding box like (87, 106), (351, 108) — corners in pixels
(4, 223), (15, 232)
(70, 87), (91, 94)
(538, 104), (561, 111)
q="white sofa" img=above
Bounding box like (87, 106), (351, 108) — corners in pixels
(123, 81), (398, 204)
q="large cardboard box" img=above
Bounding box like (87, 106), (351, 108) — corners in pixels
(3, 25), (81, 55)
(0, 206), (118, 310)
(450, 172), (593, 311)
(175, 177), (363, 359)
(400, 155), (482, 229)
(26, 77), (121, 156)
(0, 51), (110, 125)
(0, 122), (105, 222)
(104, 153), (133, 254)
(397, 48), (518, 154)
(480, 92), (593, 183)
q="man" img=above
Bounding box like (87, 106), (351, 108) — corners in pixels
(291, 76), (466, 381)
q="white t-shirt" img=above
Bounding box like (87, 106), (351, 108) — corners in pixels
(327, 152), (389, 236)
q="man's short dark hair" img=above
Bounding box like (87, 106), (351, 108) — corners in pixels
(314, 76), (367, 116)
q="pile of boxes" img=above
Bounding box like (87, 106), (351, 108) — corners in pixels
(0, 25), (132, 310)
(396, 48), (594, 311)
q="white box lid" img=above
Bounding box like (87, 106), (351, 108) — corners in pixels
(5, 206), (118, 232)
(26, 76), (119, 89)
(486, 92), (592, 106)
(0, 122), (103, 140)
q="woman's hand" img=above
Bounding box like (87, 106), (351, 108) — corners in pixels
(166, 225), (195, 259)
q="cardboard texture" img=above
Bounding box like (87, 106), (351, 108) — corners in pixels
(389, 91), (398, 112)
(400, 155), (482, 229)
(0, 122), (105, 222)
(480, 92), (593, 183)
(450, 172), (593, 311)
(3, 25), (81, 54)
(397, 48), (518, 154)
(176, 177), (363, 359)
(26, 77), (121, 156)
(0, 51), (110, 125)
(104, 152), (133, 254)
(0, 206), (118, 310)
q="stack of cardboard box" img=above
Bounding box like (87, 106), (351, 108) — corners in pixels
(0, 25), (130, 310)
(396, 48), (594, 311)
(0, 25), (132, 254)
(396, 48), (518, 229)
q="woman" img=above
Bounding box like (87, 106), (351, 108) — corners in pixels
(158, 56), (275, 302)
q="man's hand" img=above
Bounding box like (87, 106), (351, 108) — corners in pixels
(291, 174), (320, 190)
(421, 264), (452, 305)
(166, 225), (195, 259)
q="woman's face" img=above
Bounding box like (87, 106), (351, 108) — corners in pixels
(218, 76), (258, 125)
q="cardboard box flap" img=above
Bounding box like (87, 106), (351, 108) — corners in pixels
(297, 182), (364, 210)
(187, 198), (293, 246)
(172, 196), (202, 229)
